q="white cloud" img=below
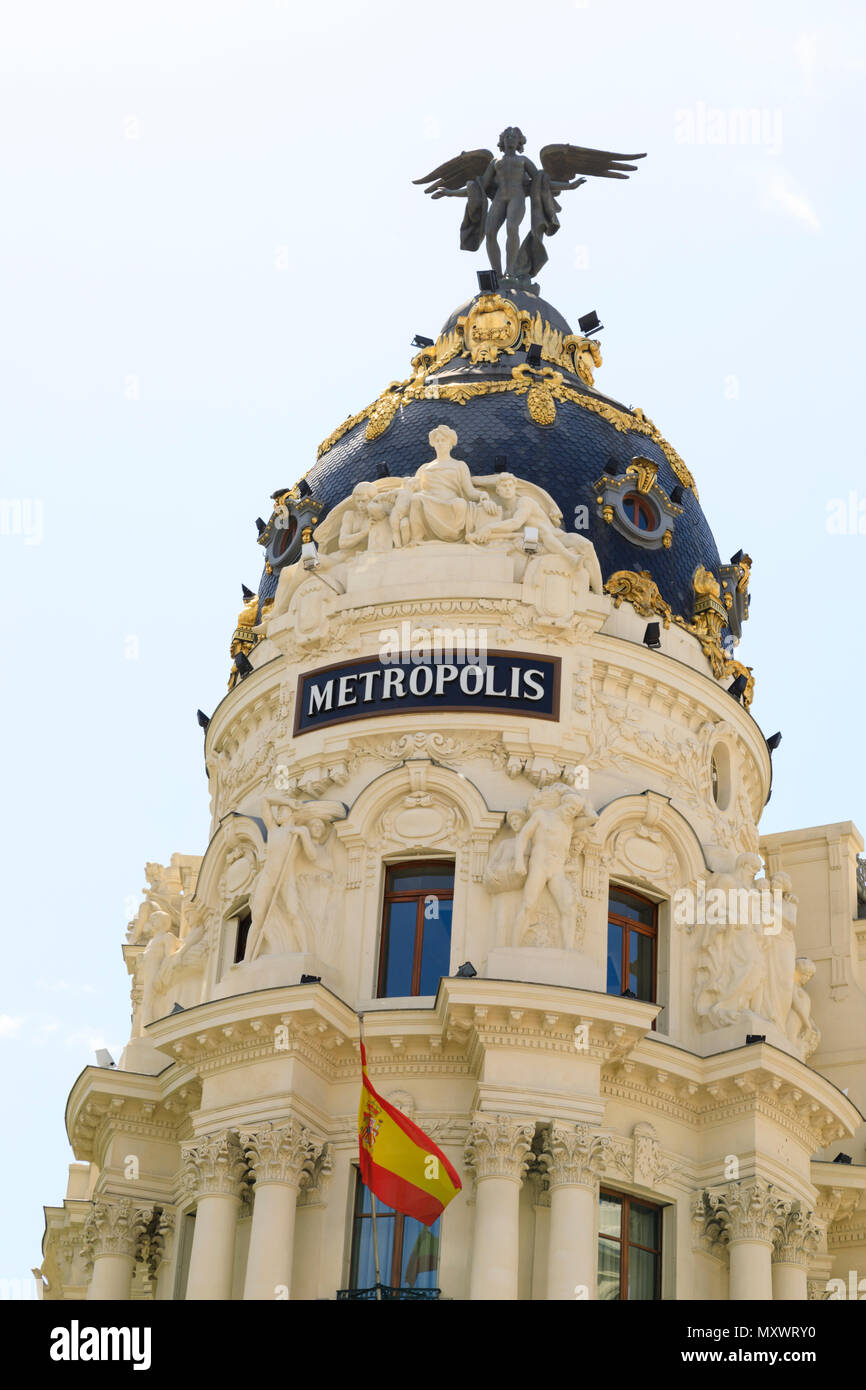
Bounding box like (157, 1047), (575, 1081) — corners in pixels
(0, 1015), (24, 1038)
(764, 174), (821, 232)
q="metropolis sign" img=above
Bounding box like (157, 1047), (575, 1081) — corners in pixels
(293, 651), (561, 735)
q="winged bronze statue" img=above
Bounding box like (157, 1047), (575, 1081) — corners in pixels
(414, 126), (646, 285)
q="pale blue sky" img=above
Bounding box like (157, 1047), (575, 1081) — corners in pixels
(1, 0), (864, 1289)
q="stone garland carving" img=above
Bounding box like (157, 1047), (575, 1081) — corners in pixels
(483, 782), (596, 949)
(241, 1121), (324, 1188)
(244, 795), (346, 962)
(464, 1113), (535, 1183)
(694, 856), (820, 1057)
(180, 1131), (248, 1201)
(539, 1123), (610, 1190)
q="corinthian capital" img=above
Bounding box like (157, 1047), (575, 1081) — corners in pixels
(82, 1198), (145, 1266)
(241, 1120), (324, 1188)
(180, 1130), (247, 1199)
(705, 1178), (792, 1246)
(464, 1113), (535, 1183)
(773, 1202), (822, 1267)
(539, 1122), (609, 1191)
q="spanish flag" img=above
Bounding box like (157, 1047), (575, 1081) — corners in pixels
(358, 1042), (462, 1227)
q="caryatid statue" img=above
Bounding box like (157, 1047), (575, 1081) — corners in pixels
(414, 127), (645, 284)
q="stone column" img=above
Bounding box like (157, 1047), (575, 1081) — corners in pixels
(84, 1199), (142, 1301)
(464, 1113), (534, 1301)
(706, 1179), (791, 1301)
(540, 1123), (609, 1301)
(772, 1203), (821, 1301)
(181, 1131), (247, 1300)
(241, 1121), (323, 1301)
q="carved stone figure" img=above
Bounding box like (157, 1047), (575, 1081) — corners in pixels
(788, 957), (820, 1056)
(245, 797), (345, 962)
(763, 871), (798, 1031)
(338, 481), (394, 554)
(403, 425), (498, 544)
(472, 471), (603, 592)
(695, 853), (768, 1027)
(483, 809), (528, 946)
(485, 783), (596, 949)
(414, 127), (645, 285)
(135, 910), (180, 1032)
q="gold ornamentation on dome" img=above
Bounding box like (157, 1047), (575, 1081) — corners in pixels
(605, 567), (755, 706)
(605, 569), (672, 627)
(625, 457), (659, 494)
(458, 294), (531, 363)
(365, 387), (402, 441)
(315, 369), (699, 499)
(228, 593), (261, 690)
(512, 364), (562, 426)
(602, 504), (614, 524)
(662, 530), (672, 549)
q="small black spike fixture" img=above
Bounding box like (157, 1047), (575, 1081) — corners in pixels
(196, 709), (210, 731)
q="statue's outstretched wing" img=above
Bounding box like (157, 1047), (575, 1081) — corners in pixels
(413, 149), (494, 194)
(540, 144), (646, 181)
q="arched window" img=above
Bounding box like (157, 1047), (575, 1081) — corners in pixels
(377, 861), (454, 998)
(598, 1189), (663, 1300)
(621, 492), (656, 532)
(606, 887), (657, 1003)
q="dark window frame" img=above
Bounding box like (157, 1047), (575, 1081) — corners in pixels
(607, 886), (658, 1005)
(621, 492), (656, 531)
(348, 1168), (440, 1291)
(376, 859), (454, 999)
(233, 909), (252, 964)
(598, 1188), (663, 1301)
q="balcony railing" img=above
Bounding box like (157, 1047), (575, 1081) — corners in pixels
(336, 1285), (441, 1301)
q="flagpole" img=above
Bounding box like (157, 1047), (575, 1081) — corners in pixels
(358, 1013), (383, 1302)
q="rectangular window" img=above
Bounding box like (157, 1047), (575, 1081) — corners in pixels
(377, 861), (454, 998)
(348, 1172), (440, 1295)
(598, 1189), (662, 1300)
(606, 888), (657, 1003)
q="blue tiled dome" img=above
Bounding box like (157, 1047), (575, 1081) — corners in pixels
(258, 289), (725, 629)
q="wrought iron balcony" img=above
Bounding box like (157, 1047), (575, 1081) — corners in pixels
(336, 1284), (441, 1301)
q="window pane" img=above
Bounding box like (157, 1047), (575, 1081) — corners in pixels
(350, 1210), (397, 1288)
(597, 1236), (621, 1300)
(606, 922), (623, 994)
(419, 900), (452, 994)
(628, 1244), (659, 1301)
(629, 930), (655, 1002)
(398, 1217), (440, 1289)
(609, 890), (655, 925)
(388, 864), (454, 894)
(629, 1199), (660, 1250)
(382, 900), (417, 997)
(599, 1192), (622, 1237)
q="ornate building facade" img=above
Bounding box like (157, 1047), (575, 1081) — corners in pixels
(37, 259), (866, 1301)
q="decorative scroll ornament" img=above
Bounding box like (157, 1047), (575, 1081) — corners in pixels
(241, 1120), (324, 1188)
(704, 1178), (792, 1245)
(180, 1130), (248, 1200)
(82, 1199), (145, 1267)
(539, 1122), (610, 1190)
(773, 1203), (822, 1267)
(605, 569), (672, 627)
(464, 1112), (535, 1182)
